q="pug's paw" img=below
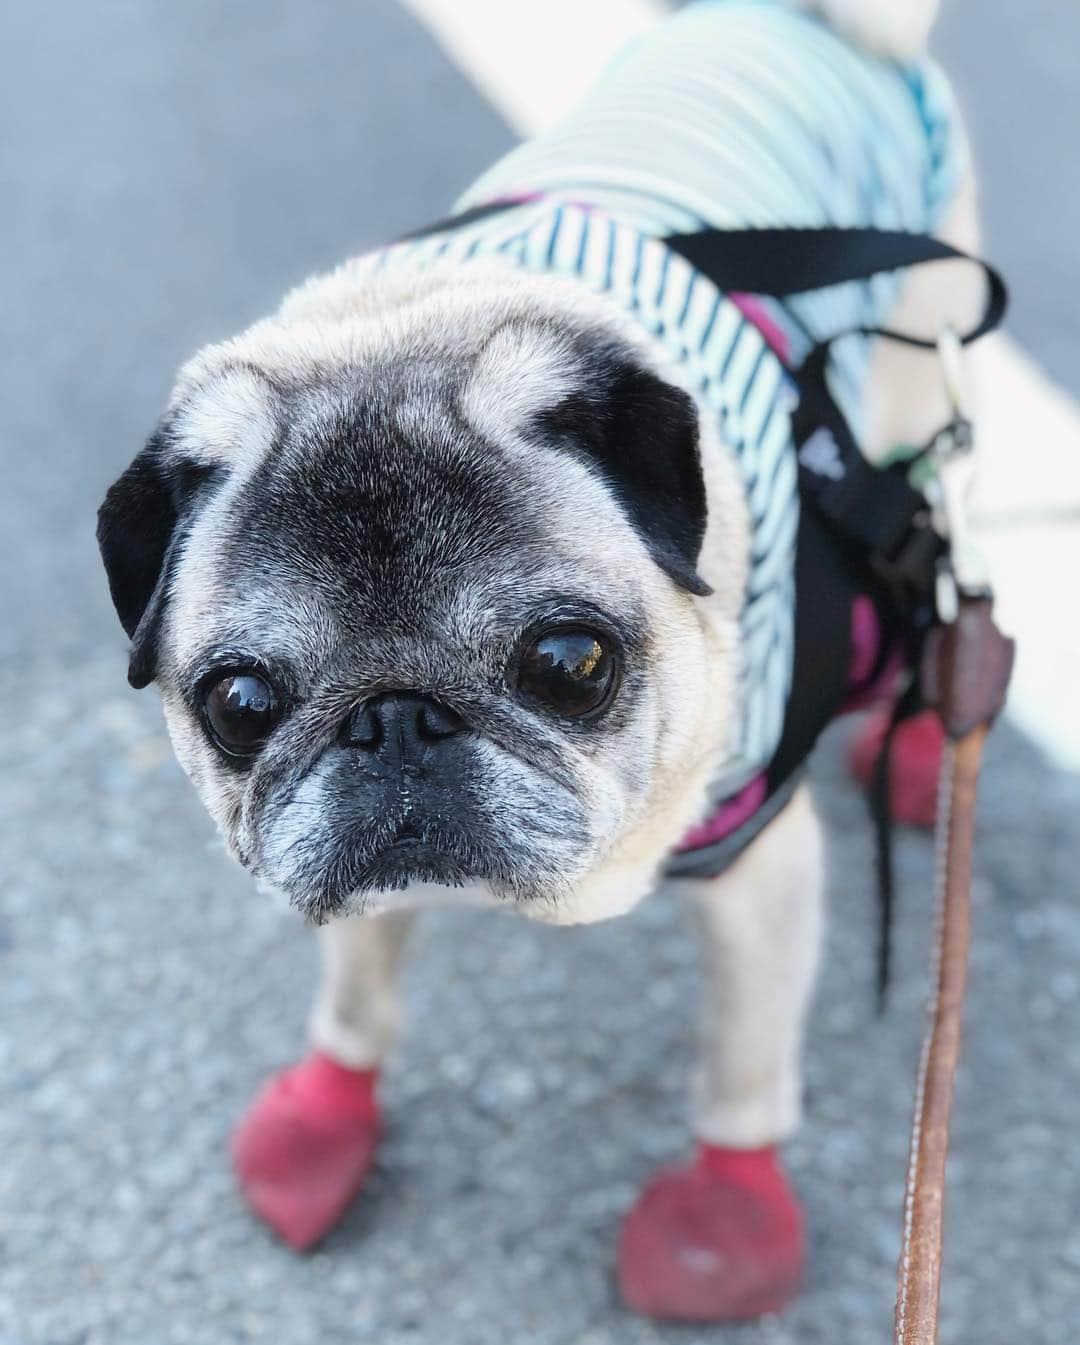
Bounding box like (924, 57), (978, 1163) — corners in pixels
(617, 1144), (804, 1322)
(231, 1052), (380, 1250)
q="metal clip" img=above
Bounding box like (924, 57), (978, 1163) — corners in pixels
(923, 328), (991, 620)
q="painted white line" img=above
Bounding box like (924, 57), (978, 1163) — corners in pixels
(975, 518), (1080, 770)
(973, 335), (1080, 770)
(403, 0), (1080, 770)
(973, 335), (1080, 520)
(401, 0), (663, 136)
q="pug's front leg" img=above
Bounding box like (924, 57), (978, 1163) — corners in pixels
(619, 785), (825, 1322)
(231, 909), (415, 1249)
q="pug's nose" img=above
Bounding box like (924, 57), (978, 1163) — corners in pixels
(339, 693), (465, 768)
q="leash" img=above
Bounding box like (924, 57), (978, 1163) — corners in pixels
(894, 601), (1013, 1345)
(891, 331), (1015, 1345)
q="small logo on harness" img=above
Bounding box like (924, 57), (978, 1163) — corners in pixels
(798, 428), (845, 481)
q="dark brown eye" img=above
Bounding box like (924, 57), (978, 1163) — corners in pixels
(514, 628), (618, 718)
(202, 672), (281, 757)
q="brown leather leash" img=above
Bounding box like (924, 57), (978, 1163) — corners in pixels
(891, 596), (1015, 1345)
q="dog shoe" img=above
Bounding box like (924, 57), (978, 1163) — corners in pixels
(617, 1143), (805, 1321)
(231, 1051), (380, 1250)
(848, 707), (944, 829)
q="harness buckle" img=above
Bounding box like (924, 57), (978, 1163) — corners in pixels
(922, 328), (992, 621)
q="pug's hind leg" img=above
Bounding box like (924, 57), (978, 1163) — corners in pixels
(232, 909), (416, 1251)
(618, 785), (824, 1322)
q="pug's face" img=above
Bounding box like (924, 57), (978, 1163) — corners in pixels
(98, 275), (738, 924)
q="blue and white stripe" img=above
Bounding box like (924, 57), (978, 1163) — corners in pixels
(357, 0), (964, 798)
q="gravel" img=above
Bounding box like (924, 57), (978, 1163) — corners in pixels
(2, 650), (1077, 1344)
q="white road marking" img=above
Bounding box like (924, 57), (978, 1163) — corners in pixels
(403, 0), (1080, 770)
(400, 0), (661, 135)
(972, 336), (1080, 769)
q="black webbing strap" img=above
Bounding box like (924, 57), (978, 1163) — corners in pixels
(662, 226), (1008, 348)
(870, 676), (925, 1008)
(787, 341), (943, 623)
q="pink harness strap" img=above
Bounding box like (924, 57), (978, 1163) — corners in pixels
(729, 293), (792, 363)
(675, 774), (768, 854)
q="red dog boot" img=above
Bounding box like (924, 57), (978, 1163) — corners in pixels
(231, 1051), (380, 1250)
(848, 707), (945, 829)
(618, 1144), (805, 1322)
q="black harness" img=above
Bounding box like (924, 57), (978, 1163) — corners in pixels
(663, 226), (1007, 824)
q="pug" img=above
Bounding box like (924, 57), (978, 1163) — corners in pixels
(97, 0), (982, 1322)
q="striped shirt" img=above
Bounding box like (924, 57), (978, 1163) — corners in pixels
(363, 0), (964, 802)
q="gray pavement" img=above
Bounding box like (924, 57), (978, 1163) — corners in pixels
(2, 3), (1078, 1343)
(934, 0), (1080, 395)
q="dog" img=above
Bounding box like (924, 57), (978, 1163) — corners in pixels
(97, 0), (983, 1321)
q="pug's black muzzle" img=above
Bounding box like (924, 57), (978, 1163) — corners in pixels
(270, 692), (486, 916)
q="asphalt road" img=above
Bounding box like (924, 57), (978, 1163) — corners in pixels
(2, 3), (1078, 1343)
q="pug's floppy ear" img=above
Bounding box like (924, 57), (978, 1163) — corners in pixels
(537, 353), (713, 596)
(98, 365), (277, 687)
(96, 426), (219, 689)
(465, 321), (711, 596)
